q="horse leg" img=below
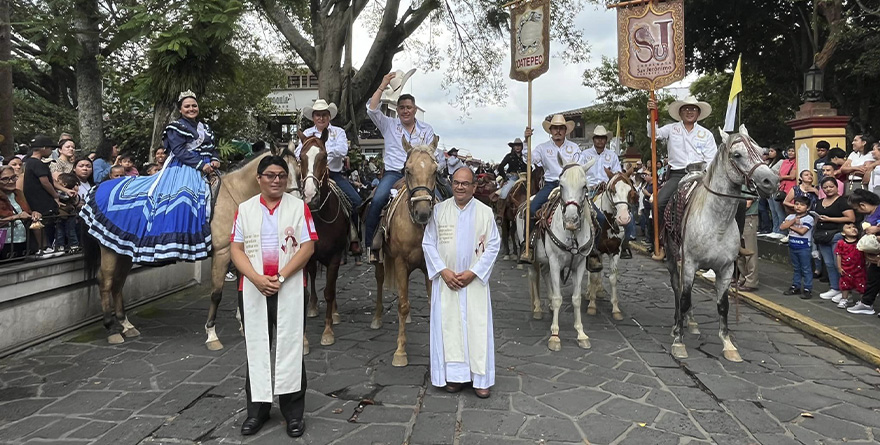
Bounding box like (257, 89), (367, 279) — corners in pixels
(371, 261), (385, 330)
(205, 245), (229, 350)
(321, 259), (341, 346)
(547, 254), (564, 351)
(608, 254), (623, 321)
(671, 260), (696, 359)
(586, 270), (598, 316)
(392, 260), (410, 367)
(570, 260), (591, 349)
(113, 256), (137, 338)
(307, 261), (319, 318)
(686, 310), (700, 335)
(715, 263), (742, 362)
(99, 248), (124, 344)
(500, 214), (510, 260)
(529, 263), (542, 320)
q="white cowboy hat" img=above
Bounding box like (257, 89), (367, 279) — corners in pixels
(382, 69), (417, 103)
(592, 125), (609, 138)
(668, 96), (712, 122)
(542, 114), (575, 135)
(303, 99), (338, 121)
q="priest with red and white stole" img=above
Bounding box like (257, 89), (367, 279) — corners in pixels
(422, 167), (500, 398)
(230, 155), (317, 438)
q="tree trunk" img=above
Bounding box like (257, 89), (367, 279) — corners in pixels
(73, 0), (104, 152)
(0, 0), (13, 159)
(150, 102), (174, 157)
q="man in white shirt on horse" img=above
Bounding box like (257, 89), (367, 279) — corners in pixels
(581, 125), (634, 259)
(521, 114), (603, 272)
(365, 71), (436, 263)
(296, 99), (362, 254)
(646, 96), (718, 260)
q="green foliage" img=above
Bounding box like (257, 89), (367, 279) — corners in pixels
(12, 89), (76, 145)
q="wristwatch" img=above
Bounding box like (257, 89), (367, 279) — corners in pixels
(276, 273), (285, 284)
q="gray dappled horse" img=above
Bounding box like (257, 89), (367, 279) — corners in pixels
(662, 125), (777, 362)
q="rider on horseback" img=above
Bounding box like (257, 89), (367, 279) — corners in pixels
(496, 138), (528, 199)
(520, 114), (603, 272)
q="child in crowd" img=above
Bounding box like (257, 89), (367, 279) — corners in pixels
(143, 163), (160, 176)
(833, 222), (866, 309)
(108, 165), (125, 180)
(118, 153), (139, 176)
(781, 196), (815, 299)
(55, 173), (81, 253)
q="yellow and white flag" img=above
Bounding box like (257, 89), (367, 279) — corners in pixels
(723, 55), (742, 132)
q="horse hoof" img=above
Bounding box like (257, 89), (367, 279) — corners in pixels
(321, 334), (335, 346)
(577, 339), (591, 349)
(586, 307), (597, 316)
(516, 264), (524, 270)
(502, 255), (509, 261)
(548, 337), (561, 351)
(532, 311), (543, 320)
(723, 349), (743, 362)
(122, 327), (140, 338)
(107, 334), (125, 344)
(392, 352), (408, 367)
(612, 312), (624, 321)
(405, 314), (412, 324)
(671, 343), (688, 359)
(303, 341), (310, 356)
(206, 340), (224, 351)
(332, 312), (341, 325)
(370, 319), (382, 330)
(239, 328), (244, 337)
(307, 306), (319, 318)
(688, 325), (701, 336)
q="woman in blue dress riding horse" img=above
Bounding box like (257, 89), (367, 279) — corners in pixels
(81, 90), (219, 263)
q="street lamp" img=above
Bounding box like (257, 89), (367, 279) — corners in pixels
(804, 64), (824, 102)
(626, 130), (635, 146)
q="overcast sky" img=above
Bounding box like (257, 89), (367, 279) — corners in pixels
(344, 4), (692, 163)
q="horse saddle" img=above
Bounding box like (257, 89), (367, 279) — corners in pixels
(663, 178), (701, 257)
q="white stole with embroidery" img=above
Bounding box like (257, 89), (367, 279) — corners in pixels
(239, 193), (305, 402)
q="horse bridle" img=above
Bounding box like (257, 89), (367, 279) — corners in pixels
(598, 173), (635, 234)
(404, 150), (438, 224)
(278, 148), (303, 198)
(700, 134), (766, 201)
(299, 136), (328, 201)
(559, 164), (587, 227)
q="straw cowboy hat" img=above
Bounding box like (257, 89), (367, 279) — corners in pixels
(382, 68), (417, 103)
(508, 138), (524, 147)
(542, 114), (575, 135)
(303, 99), (338, 121)
(668, 96), (712, 122)
(592, 125), (610, 138)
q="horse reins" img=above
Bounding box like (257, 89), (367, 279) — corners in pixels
(403, 150), (439, 225)
(702, 134), (765, 200)
(544, 163), (596, 284)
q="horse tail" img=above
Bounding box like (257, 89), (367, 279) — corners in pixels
(383, 260), (396, 292)
(81, 229), (101, 280)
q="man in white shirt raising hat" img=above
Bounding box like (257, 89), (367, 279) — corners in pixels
(296, 99), (363, 255)
(521, 114), (603, 272)
(646, 96), (718, 260)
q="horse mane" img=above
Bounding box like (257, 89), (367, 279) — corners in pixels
(227, 146), (297, 173)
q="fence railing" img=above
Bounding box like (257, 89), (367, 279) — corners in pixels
(0, 214), (84, 264)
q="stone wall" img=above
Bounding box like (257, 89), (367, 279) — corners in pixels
(0, 256), (209, 356)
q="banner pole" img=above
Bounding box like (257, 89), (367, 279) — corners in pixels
(525, 78), (533, 258)
(650, 89), (660, 254)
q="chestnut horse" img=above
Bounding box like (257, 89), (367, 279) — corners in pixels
(370, 135), (440, 367)
(298, 130), (350, 347)
(498, 168), (541, 260)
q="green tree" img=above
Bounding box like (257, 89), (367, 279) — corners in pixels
(0, 0), (12, 158)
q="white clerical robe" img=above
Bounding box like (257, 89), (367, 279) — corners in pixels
(422, 198), (500, 389)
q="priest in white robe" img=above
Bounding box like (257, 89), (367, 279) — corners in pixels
(423, 167), (500, 398)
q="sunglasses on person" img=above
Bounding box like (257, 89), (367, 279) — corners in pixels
(259, 173), (289, 182)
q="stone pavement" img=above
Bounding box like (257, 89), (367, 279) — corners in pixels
(2, 253), (880, 444)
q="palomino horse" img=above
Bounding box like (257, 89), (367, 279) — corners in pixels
(585, 172), (638, 320)
(371, 135), (440, 367)
(81, 242), (137, 344)
(518, 155), (598, 351)
(298, 130), (350, 347)
(498, 169), (541, 260)
(662, 125), (777, 362)
(204, 145), (300, 351)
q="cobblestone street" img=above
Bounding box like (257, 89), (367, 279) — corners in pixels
(2, 252), (880, 444)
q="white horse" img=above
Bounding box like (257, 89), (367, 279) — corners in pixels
(663, 125), (778, 362)
(518, 155), (598, 351)
(585, 172), (638, 321)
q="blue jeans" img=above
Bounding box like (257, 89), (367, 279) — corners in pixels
(329, 171), (363, 208)
(758, 198), (773, 233)
(529, 181), (559, 217)
(790, 247), (813, 290)
(817, 233), (844, 291)
(365, 170), (404, 248)
(54, 217), (79, 248)
(769, 198), (787, 235)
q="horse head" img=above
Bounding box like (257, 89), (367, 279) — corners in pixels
(556, 152), (597, 232)
(297, 129), (330, 208)
(604, 173), (637, 227)
(717, 125), (778, 198)
(403, 134), (440, 225)
(279, 140), (302, 198)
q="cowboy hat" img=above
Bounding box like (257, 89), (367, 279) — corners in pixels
(541, 114), (575, 135)
(447, 148), (459, 155)
(592, 125), (609, 138)
(303, 99), (338, 121)
(508, 138), (524, 147)
(668, 96), (712, 122)
(382, 69), (417, 103)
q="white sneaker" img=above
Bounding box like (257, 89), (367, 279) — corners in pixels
(779, 236), (789, 244)
(768, 233), (784, 239)
(831, 293), (844, 303)
(38, 247), (62, 259)
(225, 272), (236, 282)
(820, 289), (841, 300)
(703, 270), (716, 279)
(847, 302), (876, 315)
(837, 299), (849, 309)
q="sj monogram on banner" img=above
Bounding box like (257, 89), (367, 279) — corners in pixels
(616, 0), (685, 90)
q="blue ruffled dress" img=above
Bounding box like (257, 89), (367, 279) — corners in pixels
(81, 118), (217, 263)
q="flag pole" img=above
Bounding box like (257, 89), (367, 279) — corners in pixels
(650, 89), (660, 254)
(525, 78), (533, 259)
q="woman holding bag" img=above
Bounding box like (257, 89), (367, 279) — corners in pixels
(813, 177), (855, 301)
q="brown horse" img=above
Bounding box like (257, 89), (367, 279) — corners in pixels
(204, 145), (300, 351)
(370, 135), (440, 367)
(80, 243), (137, 345)
(298, 130), (350, 347)
(498, 168), (541, 260)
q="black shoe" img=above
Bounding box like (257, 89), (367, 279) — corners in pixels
(241, 414), (270, 436)
(287, 418), (305, 438)
(800, 289), (813, 299)
(782, 286), (802, 296)
(620, 248), (632, 259)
